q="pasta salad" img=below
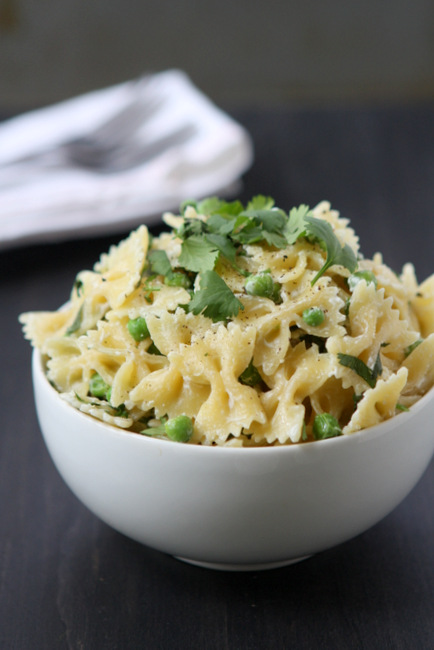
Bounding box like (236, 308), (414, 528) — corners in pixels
(20, 197), (434, 446)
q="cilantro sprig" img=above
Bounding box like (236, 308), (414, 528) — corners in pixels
(186, 270), (244, 322)
(178, 236), (220, 272)
(145, 195), (358, 323)
(304, 216), (358, 284)
(178, 196), (358, 284)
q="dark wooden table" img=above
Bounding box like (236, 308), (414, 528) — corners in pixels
(1, 106), (434, 649)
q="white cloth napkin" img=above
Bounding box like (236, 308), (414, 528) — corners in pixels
(0, 70), (253, 249)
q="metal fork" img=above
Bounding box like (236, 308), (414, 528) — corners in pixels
(63, 95), (165, 168)
(3, 76), (168, 170)
(92, 123), (197, 172)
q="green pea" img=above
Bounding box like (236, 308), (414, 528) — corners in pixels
(89, 373), (111, 399)
(347, 270), (378, 292)
(245, 272), (281, 303)
(312, 413), (342, 440)
(127, 316), (150, 342)
(302, 307), (325, 327)
(164, 415), (194, 443)
(164, 271), (192, 289)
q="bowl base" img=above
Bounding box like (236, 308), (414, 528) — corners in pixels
(175, 555), (312, 571)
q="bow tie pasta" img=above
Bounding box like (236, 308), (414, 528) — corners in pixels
(20, 197), (434, 446)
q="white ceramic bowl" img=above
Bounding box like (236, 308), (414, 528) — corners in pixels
(32, 349), (434, 571)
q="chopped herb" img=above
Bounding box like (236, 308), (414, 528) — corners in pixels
(147, 341), (163, 356)
(239, 359), (263, 387)
(147, 249), (172, 277)
(371, 350), (383, 381)
(338, 351), (383, 388)
(187, 270), (244, 322)
(299, 333), (327, 353)
(111, 403), (129, 418)
(143, 275), (160, 293)
(404, 339), (423, 358)
(141, 422), (166, 438)
(74, 392), (102, 408)
(396, 403), (410, 412)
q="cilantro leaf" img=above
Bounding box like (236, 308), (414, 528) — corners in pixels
(147, 249), (172, 276)
(261, 230), (288, 249)
(305, 216), (358, 285)
(283, 204), (310, 244)
(231, 216), (264, 245)
(338, 351), (382, 388)
(174, 197), (358, 295)
(178, 236), (220, 272)
(246, 195), (275, 210)
(187, 270), (244, 321)
(205, 233), (237, 264)
(196, 197), (244, 217)
(206, 213), (237, 236)
(180, 199), (198, 213)
(239, 208), (288, 249)
(175, 218), (207, 240)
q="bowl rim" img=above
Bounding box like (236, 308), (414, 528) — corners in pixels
(32, 347), (434, 455)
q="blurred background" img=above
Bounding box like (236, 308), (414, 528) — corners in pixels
(1, 0), (434, 111)
(1, 0), (433, 281)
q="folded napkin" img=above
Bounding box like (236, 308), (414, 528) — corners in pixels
(0, 70), (253, 249)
